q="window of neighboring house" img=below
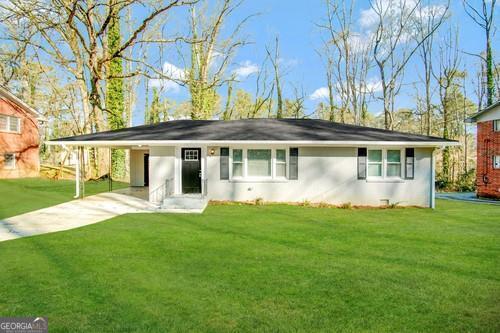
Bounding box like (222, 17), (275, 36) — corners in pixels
(494, 119), (500, 132)
(494, 156), (500, 169)
(248, 149), (272, 177)
(368, 149), (383, 177)
(3, 153), (16, 169)
(386, 150), (402, 178)
(232, 149), (243, 177)
(276, 149), (287, 178)
(0, 114), (20, 133)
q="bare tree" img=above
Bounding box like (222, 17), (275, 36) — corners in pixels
(185, 0), (253, 120)
(0, 0), (197, 176)
(463, 0), (497, 106)
(435, 28), (461, 183)
(266, 36), (285, 119)
(370, 0), (449, 129)
(317, 0), (373, 124)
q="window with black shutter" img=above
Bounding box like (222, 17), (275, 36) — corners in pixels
(220, 147), (229, 180)
(357, 148), (367, 179)
(405, 148), (415, 179)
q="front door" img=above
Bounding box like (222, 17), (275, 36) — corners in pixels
(181, 148), (201, 194)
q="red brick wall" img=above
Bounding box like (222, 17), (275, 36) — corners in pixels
(0, 98), (40, 178)
(476, 120), (500, 199)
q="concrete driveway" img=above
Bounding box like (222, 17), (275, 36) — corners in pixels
(0, 191), (157, 242)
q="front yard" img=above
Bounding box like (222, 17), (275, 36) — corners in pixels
(0, 179), (499, 332)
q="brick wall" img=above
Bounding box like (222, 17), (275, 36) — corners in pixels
(0, 98), (40, 178)
(476, 120), (500, 199)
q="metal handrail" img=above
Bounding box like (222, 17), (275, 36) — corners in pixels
(150, 178), (174, 203)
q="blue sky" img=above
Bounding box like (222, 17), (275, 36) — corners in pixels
(133, 0), (498, 125)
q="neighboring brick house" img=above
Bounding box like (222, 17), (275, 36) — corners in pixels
(0, 85), (44, 178)
(467, 101), (500, 199)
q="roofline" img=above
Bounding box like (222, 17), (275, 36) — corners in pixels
(46, 140), (460, 147)
(0, 85), (45, 121)
(466, 100), (500, 123)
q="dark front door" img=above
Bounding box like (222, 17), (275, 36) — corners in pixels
(182, 148), (201, 194)
(144, 153), (149, 186)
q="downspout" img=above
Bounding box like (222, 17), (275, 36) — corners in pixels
(430, 148), (436, 209)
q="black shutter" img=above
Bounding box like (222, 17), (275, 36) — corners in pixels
(357, 148), (367, 179)
(289, 148), (298, 180)
(220, 147), (229, 180)
(405, 148), (415, 179)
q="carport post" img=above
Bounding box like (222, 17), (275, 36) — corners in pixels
(109, 147), (113, 192)
(80, 146), (85, 199)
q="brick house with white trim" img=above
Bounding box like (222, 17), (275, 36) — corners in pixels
(467, 101), (500, 199)
(0, 85), (44, 178)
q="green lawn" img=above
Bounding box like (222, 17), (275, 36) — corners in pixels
(0, 178), (127, 219)
(0, 180), (499, 332)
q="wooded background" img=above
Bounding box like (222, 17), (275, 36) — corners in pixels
(0, 0), (498, 190)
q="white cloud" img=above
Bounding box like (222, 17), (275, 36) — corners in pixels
(364, 78), (383, 93)
(310, 87), (330, 101)
(359, 0), (447, 32)
(149, 61), (186, 93)
(233, 60), (259, 78)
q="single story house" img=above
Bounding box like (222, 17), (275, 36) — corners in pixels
(49, 119), (458, 208)
(0, 85), (45, 178)
(467, 101), (500, 199)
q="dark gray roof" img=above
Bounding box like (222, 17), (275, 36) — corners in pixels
(53, 118), (456, 142)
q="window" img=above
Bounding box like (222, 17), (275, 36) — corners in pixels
(276, 149), (286, 177)
(184, 149), (199, 160)
(494, 156), (500, 169)
(248, 149), (271, 177)
(229, 148), (288, 180)
(367, 150), (382, 177)
(3, 153), (15, 169)
(364, 148), (404, 180)
(232, 149), (243, 177)
(494, 120), (500, 132)
(0, 115), (20, 133)
(386, 150), (402, 177)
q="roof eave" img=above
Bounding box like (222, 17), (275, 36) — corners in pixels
(46, 139), (460, 148)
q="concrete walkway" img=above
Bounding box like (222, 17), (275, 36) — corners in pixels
(436, 192), (500, 205)
(0, 191), (157, 242)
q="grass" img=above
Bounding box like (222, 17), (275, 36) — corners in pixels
(0, 178), (127, 219)
(0, 180), (499, 332)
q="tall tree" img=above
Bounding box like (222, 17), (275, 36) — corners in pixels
(0, 0), (196, 176)
(266, 37), (284, 119)
(186, 0), (251, 120)
(435, 29), (461, 184)
(463, 0), (497, 106)
(370, 0), (449, 129)
(106, 0), (125, 179)
(317, 0), (372, 124)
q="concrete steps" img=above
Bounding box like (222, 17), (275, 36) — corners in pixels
(160, 195), (208, 213)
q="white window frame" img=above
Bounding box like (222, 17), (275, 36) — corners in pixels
(0, 115), (21, 134)
(367, 148), (404, 181)
(184, 149), (199, 161)
(3, 153), (16, 170)
(494, 119), (500, 132)
(494, 156), (500, 169)
(229, 146), (289, 182)
(367, 149), (383, 178)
